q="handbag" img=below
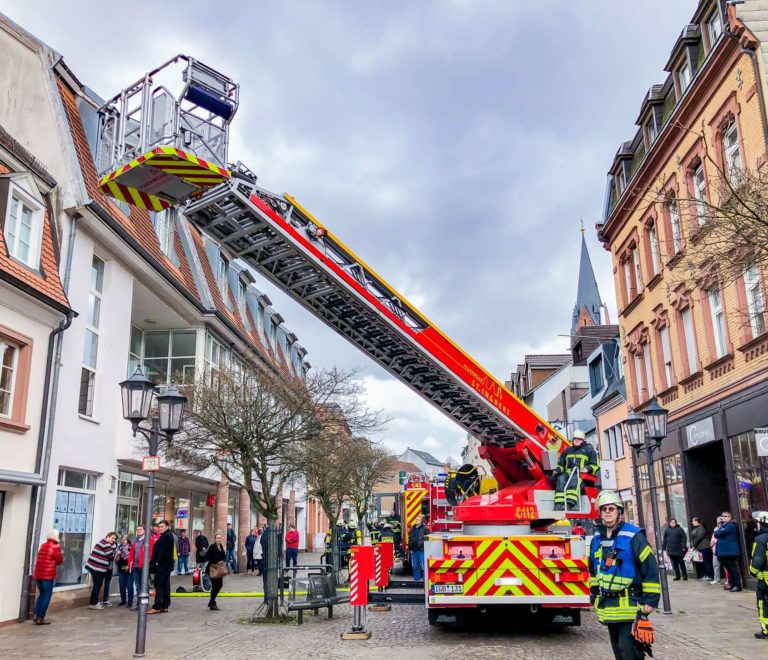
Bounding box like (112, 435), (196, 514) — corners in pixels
(683, 547), (695, 563)
(208, 561), (227, 579)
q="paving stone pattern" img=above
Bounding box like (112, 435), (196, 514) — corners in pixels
(0, 568), (764, 659)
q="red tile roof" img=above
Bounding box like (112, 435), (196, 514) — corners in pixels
(0, 157), (70, 312)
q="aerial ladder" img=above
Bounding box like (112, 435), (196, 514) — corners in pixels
(96, 56), (598, 627)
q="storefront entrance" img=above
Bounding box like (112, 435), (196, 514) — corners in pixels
(684, 440), (729, 532)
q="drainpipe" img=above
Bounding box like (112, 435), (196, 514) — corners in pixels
(18, 212), (79, 621)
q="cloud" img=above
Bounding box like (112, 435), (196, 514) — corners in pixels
(0, 0), (696, 477)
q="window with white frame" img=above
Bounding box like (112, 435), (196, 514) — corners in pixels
(633, 352), (645, 401)
(3, 186), (44, 268)
(681, 307), (699, 374)
(151, 209), (177, 260)
(667, 197), (683, 254)
(0, 340), (18, 418)
(141, 330), (197, 384)
(659, 325), (674, 388)
(205, 333), (229, 385)
(646, 117), (658, 144)
(679, 61), (691, 92)
(238, 280), (247, 318)
(648, 223), (660, 276)
(603, 424), (625, 460)
(722, 119), (742, 188)
(54, 468), (97, 586)
(708, 10), (723, 45)
(743, 264), (765, 337)
(623, 259), (633, 302)
(217, 253), (229, 300)
(708, 287), (728, 358)
(79, 256), (104, 416)
(693, 164), (708, 225)
(632, 246), (642, 291)
(642, 344), (655, 398)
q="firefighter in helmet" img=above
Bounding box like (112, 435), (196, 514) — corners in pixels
(589, 490), (660, 659)
(554, 429), (599, 511)
(749, 510), (768, 640)
(380, 522), (395, 542)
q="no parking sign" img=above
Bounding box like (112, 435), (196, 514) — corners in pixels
(755, 428), (768, 457)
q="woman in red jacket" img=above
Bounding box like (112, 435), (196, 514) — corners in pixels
(285, 524), (300, 568)
(33, 530), (64, 625)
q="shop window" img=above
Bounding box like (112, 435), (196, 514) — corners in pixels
(731, 431), (768, 528)
(116, 471), (146, 537)
(54, 469), (97, 587)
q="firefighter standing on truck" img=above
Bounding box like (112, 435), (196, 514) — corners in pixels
(589, 491), (660, 660)
(554, 429), (599, 511)
(749, 510), (768, 640)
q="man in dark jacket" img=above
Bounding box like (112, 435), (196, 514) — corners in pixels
(226, 523), (238, 573)
(194, 529), (209, 566)
(149, 520), (175, 613)
(409, 516), (428, 581)
(714, 511), (742, 592)
(663, 519), (688, 581)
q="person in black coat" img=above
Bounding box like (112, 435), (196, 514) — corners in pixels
(194, 529), (209, 566)
(205, 533), (227, 610)
(148, 520), (175, 613)
(663, 518), (689, 581)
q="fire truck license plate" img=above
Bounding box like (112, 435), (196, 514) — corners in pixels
(433, 584), (463, 594)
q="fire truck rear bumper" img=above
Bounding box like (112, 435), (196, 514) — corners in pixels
(428, 595), (590, 606)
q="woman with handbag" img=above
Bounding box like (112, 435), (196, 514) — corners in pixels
(690, 517), (714, 581)
(206, 532), (227, 610)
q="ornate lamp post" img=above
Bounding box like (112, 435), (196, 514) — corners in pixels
(119, 368), (187, 657)
(622, 398), (672, 615)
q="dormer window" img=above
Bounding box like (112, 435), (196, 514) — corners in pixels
(646, 118), (658, 145)
(151, 209), (177, 260)
(238, 280), (247, 317)
(3, 184), (44, 269)
(678, 61), (691, 92)
(707, 10), (723, 45)
(217, 253), (229, 299)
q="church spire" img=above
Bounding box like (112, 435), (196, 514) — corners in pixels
(571, 231), (603, 334)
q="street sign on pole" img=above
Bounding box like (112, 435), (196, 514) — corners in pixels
(142, 456), (161, 471)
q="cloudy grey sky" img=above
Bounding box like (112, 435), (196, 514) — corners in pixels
(2, 0), (696, 461)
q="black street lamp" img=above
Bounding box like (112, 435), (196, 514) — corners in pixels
(119, 368), (187, 657)
(622, 397), (672, 615)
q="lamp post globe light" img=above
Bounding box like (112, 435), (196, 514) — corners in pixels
(622, 397), (672, 615)
(119, 367), (187, 657)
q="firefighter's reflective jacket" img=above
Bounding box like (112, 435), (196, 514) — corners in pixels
(749, 530), (768, 635)
(555, 441), (599, 476)
(370, 527), (381, 543)
(588, 522), (660, 624)
(324, 530), (332, 550)
(750, 531), (768, 583)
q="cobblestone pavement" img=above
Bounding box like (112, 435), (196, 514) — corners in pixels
(0, 569), (764, 660)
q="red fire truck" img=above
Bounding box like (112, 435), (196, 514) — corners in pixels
(96, 55), (598, 628)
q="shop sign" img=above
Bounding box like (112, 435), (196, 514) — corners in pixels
(600, 460), (617, 489)
(755, 427), (768, 457)
(684, 416), (716, 449)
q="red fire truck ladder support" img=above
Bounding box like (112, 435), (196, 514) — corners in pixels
(183, 171), (573, 522)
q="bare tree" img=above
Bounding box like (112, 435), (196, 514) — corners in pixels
(169, 362), (384, 619)
(636, 121), (768, 335)
(344, 438), (398, 530)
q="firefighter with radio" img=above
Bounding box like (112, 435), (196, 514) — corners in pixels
(589, 490), (660, 660)
(749, 510), (768, 640)
(553, 429), (599, 511)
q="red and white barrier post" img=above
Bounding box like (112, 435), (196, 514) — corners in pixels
(342, 545), (374, 640)
(369, 543), (392, 611)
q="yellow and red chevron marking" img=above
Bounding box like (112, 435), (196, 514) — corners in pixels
(99, 146), (229, 185)
(540, 557), (588, 570)
(98, 146), (230, 210)
(102, 180), (171, 212)
(404, 488), (427, 547)
(429, 539), (589, 599)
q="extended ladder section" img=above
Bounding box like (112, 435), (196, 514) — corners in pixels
(184, 171), (567, 480)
